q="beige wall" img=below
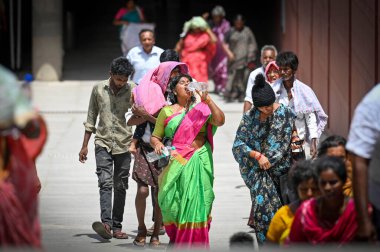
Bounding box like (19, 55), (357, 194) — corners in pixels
(32, 0), (63, 81)
(281, 0), (379, 137)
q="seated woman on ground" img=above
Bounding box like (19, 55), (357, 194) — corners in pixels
(287, 156), (363, 245)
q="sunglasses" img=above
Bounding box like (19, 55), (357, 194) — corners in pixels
(292, 139), (304, 146)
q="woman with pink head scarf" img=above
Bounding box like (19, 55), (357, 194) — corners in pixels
(126, 61), (189, 247)
(265, 61), (280, 84)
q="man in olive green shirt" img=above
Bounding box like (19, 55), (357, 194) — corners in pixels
(79, 57), (135, 240)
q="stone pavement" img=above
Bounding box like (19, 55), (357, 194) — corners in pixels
(32, 80), (255, 252)
(30, 81), (380, 252)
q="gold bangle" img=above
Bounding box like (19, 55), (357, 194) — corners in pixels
(203, 96), (211, 104)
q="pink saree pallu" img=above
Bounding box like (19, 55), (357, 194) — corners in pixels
(158, 102), (216, 249)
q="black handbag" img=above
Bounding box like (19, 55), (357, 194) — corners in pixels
(291, 122), (306, 161)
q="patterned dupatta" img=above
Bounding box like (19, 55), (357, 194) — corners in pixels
(164, 102), (213, 163)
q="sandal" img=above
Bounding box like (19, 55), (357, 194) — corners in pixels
(113, 229), (128, 239)
(92, 221), (112, 239)
(133, 227), (147, 247)
(149, 236), (161, 249)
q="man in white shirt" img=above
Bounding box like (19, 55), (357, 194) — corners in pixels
(126, 29), (164, 84)
(243, 45), (278, 112)
(346, 83), (380, 242)
(275, 51), (327, 160)
(277, 82), (319, 160)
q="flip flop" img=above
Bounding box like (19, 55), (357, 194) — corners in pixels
(149, 236), (161, 249)
(113, 230), (128, 239)
(133, 228), (147, 247)
(92, 221), (112, 239)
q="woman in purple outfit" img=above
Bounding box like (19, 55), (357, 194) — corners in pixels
(209, 6), (231, 95)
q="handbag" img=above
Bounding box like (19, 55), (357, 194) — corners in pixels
(291, 122), (306, 161)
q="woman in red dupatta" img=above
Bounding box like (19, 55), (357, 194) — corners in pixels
(0, 65), (47, 248)
(287, 156), (360, 245)
(176, 17), (217, 83)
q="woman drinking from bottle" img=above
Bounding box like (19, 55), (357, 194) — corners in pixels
(150, 73), (225, 249)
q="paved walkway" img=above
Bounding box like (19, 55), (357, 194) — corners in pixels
(33, 80), (254, 251)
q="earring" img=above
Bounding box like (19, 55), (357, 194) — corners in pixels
(173, 92), (177, 95)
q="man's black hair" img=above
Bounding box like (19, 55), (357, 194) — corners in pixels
(139, 29), (154, 38)
(276, 51), (299, 71)
(110, 57), (134, 77)
(229, 232), (254, 249)
(160, 49), (180, 63)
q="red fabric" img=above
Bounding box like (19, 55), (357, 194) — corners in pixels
(20, 115), (48, 162)
(288, 198), (358, 245)
(114, 7), (145, 21)
(114, 8), (128, 20)
(0, 135), (41, 248)
(165, 220), (211, 249)
(181, 32), (215, 82)
(19, 115), (48, 193)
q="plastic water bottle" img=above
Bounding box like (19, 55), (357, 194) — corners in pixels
(146, 146), (176, 162)
(187, 82), (208, 92)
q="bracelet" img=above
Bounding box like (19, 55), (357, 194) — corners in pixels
(202, 96), (211, 105)
(257, 153), (262, 161)
(254, 151), (262, 161)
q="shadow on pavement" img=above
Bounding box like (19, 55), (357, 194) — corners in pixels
(73, 233), (111, 243)
(115, 242), (169, 250)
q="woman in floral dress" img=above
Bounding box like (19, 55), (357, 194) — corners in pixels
(232, 74), (294, 244)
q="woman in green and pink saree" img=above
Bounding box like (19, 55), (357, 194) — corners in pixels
(150, 74), (225, 249)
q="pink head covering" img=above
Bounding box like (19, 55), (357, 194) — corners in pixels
(264, 61), (279, 83)
(133, 61), (189, 115)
